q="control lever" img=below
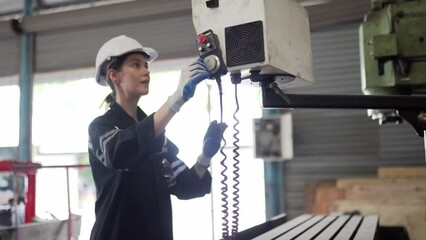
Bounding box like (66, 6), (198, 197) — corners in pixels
(195, 29), (228, 78)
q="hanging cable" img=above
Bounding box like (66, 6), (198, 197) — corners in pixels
(220, 139), (229, 240)
(231, 83), (241, 237)
(216, 76), (229, 239)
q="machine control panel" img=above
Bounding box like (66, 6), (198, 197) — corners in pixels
(195, 29), (228, 78)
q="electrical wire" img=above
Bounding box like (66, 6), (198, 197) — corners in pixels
(231, 84), (241, 237)
(216, 76), (229, 239)
(220, 139), (229, 240)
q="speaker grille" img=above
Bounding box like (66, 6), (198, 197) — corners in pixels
(225, 21), (265, 67)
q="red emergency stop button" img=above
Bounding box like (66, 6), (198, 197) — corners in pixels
(198, 34), (208, 44)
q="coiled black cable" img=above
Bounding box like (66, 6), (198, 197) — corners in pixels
(216, 77), (229, 239)
(231, 84), (241, 237)
(220, 137), (229, 240)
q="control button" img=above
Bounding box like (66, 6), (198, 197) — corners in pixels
(198, 34), (208, 44)
(206, 43), (212, 48)
(198, 46), (204, 52)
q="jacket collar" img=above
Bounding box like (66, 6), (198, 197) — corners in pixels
(109, 101), (148, 128)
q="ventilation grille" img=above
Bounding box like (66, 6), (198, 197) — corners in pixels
(225, 20), (265, 67)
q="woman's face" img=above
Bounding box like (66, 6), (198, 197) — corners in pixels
(113, 53), (150, 99)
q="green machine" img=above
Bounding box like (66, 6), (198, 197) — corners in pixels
(360, 0), (426, 124)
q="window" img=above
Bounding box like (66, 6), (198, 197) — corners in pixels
(0, 85), (19, 148)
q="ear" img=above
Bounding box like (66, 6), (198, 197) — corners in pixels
(108, 69), (120, 84)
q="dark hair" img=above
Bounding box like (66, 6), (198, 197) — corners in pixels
(102, 51), (150, 106)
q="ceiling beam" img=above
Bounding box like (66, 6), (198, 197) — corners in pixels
(0, 0), (191, 38)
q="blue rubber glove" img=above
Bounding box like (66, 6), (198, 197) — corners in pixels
(197, 120), (228, 167)
(167, 59), (211, 112)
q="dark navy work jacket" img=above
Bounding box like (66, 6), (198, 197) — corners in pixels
(88, 101), (211, 240)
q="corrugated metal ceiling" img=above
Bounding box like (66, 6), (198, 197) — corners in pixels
(0, 0), (110, 16)
(0, 0), (329, 16)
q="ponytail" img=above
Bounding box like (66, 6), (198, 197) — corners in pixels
(104, 92), (115, 104)
(100, 76), (116, 110)
(100, 93), (114, 110)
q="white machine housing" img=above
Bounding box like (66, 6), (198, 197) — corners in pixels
(192, 0), (315, 89)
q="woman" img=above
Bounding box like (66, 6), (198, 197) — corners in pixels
(88, 35), (227, 240)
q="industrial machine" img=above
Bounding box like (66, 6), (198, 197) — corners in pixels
(360, 0), (426, 124)
(0, 161), (82, 240)
(191, 1), (315, 239)
(192, 0), (314, 88)
(191, 0), (426, 239)
(257, 0), (426, 140)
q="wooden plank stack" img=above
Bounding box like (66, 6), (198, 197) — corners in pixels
(305, 166), (426, 240)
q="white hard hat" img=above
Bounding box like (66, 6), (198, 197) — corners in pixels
(95, 35), (158, 86)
